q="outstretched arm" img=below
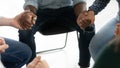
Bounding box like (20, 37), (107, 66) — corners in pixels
(0, 11), (36, 30)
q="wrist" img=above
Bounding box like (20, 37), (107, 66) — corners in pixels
(24, 5), (37, 14)
(2, 17), (14, 26)
(9, 18), (15, 27)
(88, 10), (95, 15)
(74, 2), (87, 17)
(88, 10), (94, 13)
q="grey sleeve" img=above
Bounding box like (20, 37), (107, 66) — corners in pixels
(72, 0), (86, 5)
(89, 0), (110, 15)
(23, 0), (38, 9)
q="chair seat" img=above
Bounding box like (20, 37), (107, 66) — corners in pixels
(38, 19), (74, 35)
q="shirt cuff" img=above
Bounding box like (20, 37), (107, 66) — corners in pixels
(73, 0), (86, 6)
(23, 0), (38, 10)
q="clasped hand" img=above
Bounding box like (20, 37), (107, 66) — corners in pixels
(14, 10), (37, 30)
(77, 10), (95, 30)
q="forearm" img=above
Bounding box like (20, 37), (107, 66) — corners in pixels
(0, 17), (14, 26)
(74, 2), (87, 17)
(89, 0), (110, 15)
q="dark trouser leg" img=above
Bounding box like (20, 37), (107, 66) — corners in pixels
(18, 29), (36, 63)
(18, 8), (48, 63)
(78, 26), (95, 67)
(59, 6), (95, 67)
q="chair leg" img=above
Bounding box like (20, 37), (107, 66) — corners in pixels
(36, 33), (68, 54)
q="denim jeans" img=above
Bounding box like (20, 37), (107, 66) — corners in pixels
(89, 17), (118, 61)
(1, 38), (32, 68)
(18, 6), (95, 67)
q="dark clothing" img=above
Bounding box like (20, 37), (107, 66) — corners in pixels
(89, 0), (110, 15)
(93, 39), (120, 68)
(19, 6), (95, 67)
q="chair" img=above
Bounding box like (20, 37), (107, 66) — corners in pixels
(36, 18), (75, 54)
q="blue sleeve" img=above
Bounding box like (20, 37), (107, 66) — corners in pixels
(89, 0), (110, 15)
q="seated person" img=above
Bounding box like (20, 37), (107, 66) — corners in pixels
(0, 11), (49, 68)
(0, 37), (49, 68)
(93, 23), (120, 68)
(0, 11), (36, 68)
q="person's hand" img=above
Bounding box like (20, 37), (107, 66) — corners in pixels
(27, 56), (49, 68)
(77, 10), (95, 30)
(13, 10), (37, 30)
(114, 23), (120, 37)
(0, 37), (9, 53)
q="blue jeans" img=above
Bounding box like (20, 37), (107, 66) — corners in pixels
(1, 38), (32, 68)
(89, 17), (118, 61)
(18, 6), (95, 67)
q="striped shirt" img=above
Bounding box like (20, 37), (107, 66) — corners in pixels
(89, 0), (110, 15)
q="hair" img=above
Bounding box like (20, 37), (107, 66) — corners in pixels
(108, 37), (120, 53)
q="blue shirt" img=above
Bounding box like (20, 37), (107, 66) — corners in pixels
(24, 0), (86, 10)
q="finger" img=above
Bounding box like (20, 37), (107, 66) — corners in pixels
(84, 11), (88, 16)
(91, 18), (95, 25)
(77, 11), (87, 23)
(0, 44), (9, 53)
(114, 24), (120, 37)
(19, 17), (32, 30)
(24, 15), (35, 26)
(0, 49), (5, 53)
(41, 60), (49, 68)
(79, 18), (86, 27)
(0, 38), (5, 45)
(30, 56), (41, 65)
(27, 58), (39, 68)
(22, 21), (32, 29)
(19, 12), (36, 30)
(31, 17), (37, 24)
(25, 10), (31, 12)
(0, 39), (3, 45)
(80, 19), (91, 29)
(1, 44), (9, 50)
(35, 62), (43, 68)
(114, 25), (119, 36)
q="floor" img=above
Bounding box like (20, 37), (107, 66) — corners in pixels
(35, 31), (94, 68)
(0, 0), (118, 68)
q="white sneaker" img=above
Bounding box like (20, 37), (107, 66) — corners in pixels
(74, 64), (80, 68)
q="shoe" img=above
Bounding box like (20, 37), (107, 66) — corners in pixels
(80, 66), (88, 68)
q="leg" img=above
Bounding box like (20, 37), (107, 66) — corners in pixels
(78, 25), (95, 67)
(18, 8), (60, 63)
(89, 17), (118, 61)
(1, 38), (32, 68)
(19, 29), (36, 63)
(60, 6), (95, 67)
(18, 10), (42, 63)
